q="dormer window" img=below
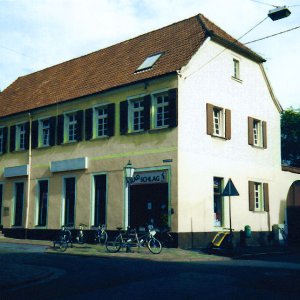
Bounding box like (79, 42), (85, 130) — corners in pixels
(135, 52), (163, 72)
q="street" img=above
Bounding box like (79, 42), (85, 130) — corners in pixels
(1, 243), (300, 300)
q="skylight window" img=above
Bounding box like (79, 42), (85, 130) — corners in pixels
(136, 52), (163, 72)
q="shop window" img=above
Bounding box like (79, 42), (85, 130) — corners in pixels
(213, 177), (224, 227)
(206, 103), (231, 139)
(14, 182), (24, 226)
(92, 175), (107, 227)
(63, 177), (76, 227)
(36, 180), (48, 227)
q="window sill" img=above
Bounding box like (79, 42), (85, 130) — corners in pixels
(90, 135), (110, 141)
(210, 134), (227, 140)
(35, 225), (47, 229)
(250, 144), (266, 150)
(149, 126), (171, 133)
(231, 76), (243, 83)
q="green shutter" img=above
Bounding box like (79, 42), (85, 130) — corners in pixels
(120, 101), (128, 135)
(49, 117), (56, 146)
(10, 125), (16, 152)
(56, 115), (64, 145)
(2, 127), (8, 154)
(263, 183), (269, 212)
(168, 88), (178, 128)
(85, 108), (93, 140)
(143, 95), (151, 131)
(31, 120), (39, 149)
(76, 110), (84, 141)
(107, 104), (115, 137)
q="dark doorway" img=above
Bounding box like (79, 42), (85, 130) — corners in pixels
(64, 177), (75, 227)
(0, 184), (3, 225)
(129, 183), (168, 230)
(14, 182), (24, 226)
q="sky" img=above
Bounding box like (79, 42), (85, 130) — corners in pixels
(0, 0), (299, 109)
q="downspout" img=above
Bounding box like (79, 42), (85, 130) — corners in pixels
(25, 113), (32, 239)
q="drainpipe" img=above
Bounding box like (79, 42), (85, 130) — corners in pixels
(25, 113), (32, 239)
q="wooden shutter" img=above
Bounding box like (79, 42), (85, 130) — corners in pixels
(248, 117), (254, 145)
(120, 101), (128, 135)
(76, 110), (83, 141)
(225, 109), (231, 140)
(262, 121), (267, 149)
(206, 103), (214, 135)
(143, 95), (151, 131)
(168, 88), (178, 128)
(24, 122), (30, 150)
(56, 115), (64, 145)
(10, 125), (16, 152)
(85, 108), (93, 140)
(263, 183), (269, 212)
(49, 117), (56, 146)
(248, 181), (255, 211)
(31, 120), (39, 149)
(107, 103), (115, 137)
(2, 127), (8, 154)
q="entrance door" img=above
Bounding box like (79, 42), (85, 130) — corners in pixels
(14, 182), (24, 226)
(64, 177), (76, 227)
(287, 181), (300, 243)
(129, 183), (168, 230)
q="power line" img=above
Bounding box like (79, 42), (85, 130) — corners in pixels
(249, 0), (278, 8)
(245, 25), (300, 44)
(0, 44), (38, 61)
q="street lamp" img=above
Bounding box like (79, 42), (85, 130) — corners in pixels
(124, 160), (135, 228)
(124, 160), (135, 183)
(268, 6), (291, 21)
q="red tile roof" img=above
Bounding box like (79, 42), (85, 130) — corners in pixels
(0, 14), (264, 118)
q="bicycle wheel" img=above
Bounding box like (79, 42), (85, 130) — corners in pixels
(58, 241), (68, 252)
(77, 235), (85, 244)
(106, 235), (122, 253)
(100, 232), (108, 245)
(147, 237), (162, 254)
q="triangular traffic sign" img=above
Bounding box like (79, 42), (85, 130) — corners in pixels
(222, 178), (239, 196)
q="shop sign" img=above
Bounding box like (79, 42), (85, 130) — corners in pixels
(130, 171), (168, 185)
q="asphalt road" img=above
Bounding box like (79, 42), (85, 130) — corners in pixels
(1, 243), (300, 300)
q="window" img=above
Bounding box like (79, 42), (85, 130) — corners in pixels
(136, 52), (163, 72)
(92, 175), (107, 227)
(85, 104), (115, 140)
(63, 177), (76, 227)
(36, 180), (48, 227)
(95, 106), (108, 137)
(129, 98), (145, 132)
(249, 181), (269, 212)
(41, 119), (50, 146)
(66, 113), (77, 142)
(233, 58), (240, 79)
(16, 123), (26, 150)
(206, 103), (231, 139)
(213, 177), (224, 227)
(153, 92), (169, 128)
(248, 117), (267, 148)
(14, 182), (24, 226)
(57, 111), (83, 145)
(120, 89), (177, 135)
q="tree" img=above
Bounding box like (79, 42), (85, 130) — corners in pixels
(281, 108), (300, 167)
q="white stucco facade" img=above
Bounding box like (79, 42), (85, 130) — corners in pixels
(177, 38), (298, 236)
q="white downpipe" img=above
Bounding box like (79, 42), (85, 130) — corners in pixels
(25, 113), (32, 237)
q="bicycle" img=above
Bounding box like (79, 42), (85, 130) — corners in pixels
(94, 224), (108, 245)
(53, 225), (73, 251)
(76, 223), (87, 244)
(106, 226), (162, 254)
(158, 227), (175, 248)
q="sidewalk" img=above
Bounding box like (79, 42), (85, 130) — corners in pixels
(0, 237), (296, 291)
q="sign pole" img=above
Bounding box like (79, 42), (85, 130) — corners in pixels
(229, 196), (232, 234)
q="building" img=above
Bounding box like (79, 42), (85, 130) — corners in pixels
(0, 14), (299, 248)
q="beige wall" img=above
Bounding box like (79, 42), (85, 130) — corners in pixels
(0, 75), (178, 231)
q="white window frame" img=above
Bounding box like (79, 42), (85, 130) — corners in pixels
(253, 120), (263, 147)
(94, 105), (108, 138)
(64, 112), (77, 142)
(129, 97), (144, 133)
(16, 123), (26, 151)
(0, 127), (4, 154)
(254, 182), (264, 212)
(213, 107), (225, 137)
(152, 92), (169, 129)
(39, 118), (50, 147)
(233, 58), (240, 79)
